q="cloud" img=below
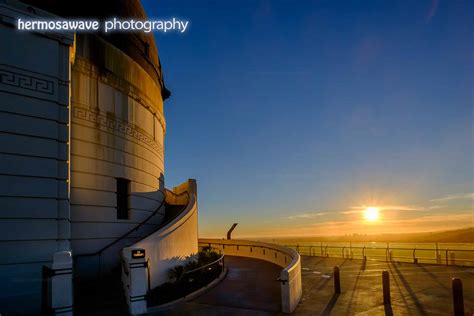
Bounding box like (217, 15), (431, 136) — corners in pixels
(340, 210), (362, 214)
(430, 193), (474, 202)
(334, 205), (429, 216)
(428, 205), (445, 210)
(287, 212), (329, 220)
(349, 205), (427, 212)
(426, 0), (440, 24)
(249, 213), (474, 238)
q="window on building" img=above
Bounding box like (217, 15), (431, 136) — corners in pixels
(116, 178), (130, 219)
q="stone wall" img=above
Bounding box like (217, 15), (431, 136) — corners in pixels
(70, 35), (167, 273)
(0, 2), (74, 314)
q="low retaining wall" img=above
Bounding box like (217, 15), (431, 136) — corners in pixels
(198, 238), (302, 313)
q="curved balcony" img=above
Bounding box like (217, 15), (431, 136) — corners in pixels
(198, 238), (302, 313)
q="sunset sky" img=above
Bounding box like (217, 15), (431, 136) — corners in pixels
(143, 0), (473, 238)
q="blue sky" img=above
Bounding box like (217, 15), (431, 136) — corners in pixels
(142, 0), (473, 237)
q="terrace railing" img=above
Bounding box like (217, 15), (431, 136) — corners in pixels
(283, 244), (474, 266)
(183, 246), (225, 276)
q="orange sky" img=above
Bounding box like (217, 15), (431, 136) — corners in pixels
(199, 193), (474, 238)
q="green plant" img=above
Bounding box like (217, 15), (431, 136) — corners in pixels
(147, 250), (224, 307)
(167, 265), (184, 282)
(201, 245), (212, 252)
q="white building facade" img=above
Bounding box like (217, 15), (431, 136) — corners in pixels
(0, 1), (198, 315)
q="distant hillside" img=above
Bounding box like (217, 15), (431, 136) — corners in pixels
(368, 227), (474, 243)
(265, 227), (474, 243)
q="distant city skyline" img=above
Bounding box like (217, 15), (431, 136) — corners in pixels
(143, 0), (473, 238)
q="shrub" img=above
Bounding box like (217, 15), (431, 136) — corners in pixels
(167, 265), (184, 282)
(147, 250), (223, 306)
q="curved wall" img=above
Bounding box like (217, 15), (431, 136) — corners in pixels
(70, 34), (166, 269)
(198, 238), (302, 313)
(132, 179), (199, 288)
(0, 2), (74, 313)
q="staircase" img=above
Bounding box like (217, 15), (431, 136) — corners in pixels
(73, 189), (189, 315)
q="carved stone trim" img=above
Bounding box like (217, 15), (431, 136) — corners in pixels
(72, 57), (166, 134)
(72, 105), (164, 159)
(0, 64), (58, 101)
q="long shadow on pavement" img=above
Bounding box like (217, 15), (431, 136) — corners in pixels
(321, 293), (339, 316)
(418, 264), (449, 290)
(384, 303), (393, 316)
(390, 262), (427, 315)
(345, 259), (366, 314)
(386, 262), (411, 312)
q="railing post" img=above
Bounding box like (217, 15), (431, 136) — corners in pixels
(382, 270), (391, 305)
(49, 251), (73, 316)
(450, 252), (456, 266)
(446, 249), (449, 265)
(334, 266), (341, 294)
(413, 248), (418, 264)
(452, 278), (464, 316)
(122, 247), (148, 315)
(435, 243), (441, 264)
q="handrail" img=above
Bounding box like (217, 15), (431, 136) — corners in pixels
(157, 191), (190, 229)
(284, 245), (474, 251)
(129, 180), (197, 290)
(75, 189), (187, 259)
(283, 244), (474, 265)
(200, 241), (292, 257)
(184, 250), (225, 275)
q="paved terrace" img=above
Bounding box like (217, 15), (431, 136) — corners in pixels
(153, 255), (473, 315)
(150, 256), (282, 315)
(296, 256), (474, 315)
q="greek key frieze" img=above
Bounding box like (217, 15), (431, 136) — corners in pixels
(0, 64), (56, 100)
(73, 106), (164, 158)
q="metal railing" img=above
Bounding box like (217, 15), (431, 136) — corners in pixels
(199, 240), (297, 267)
(283, 243), (474, 266)
(183, 246), (225, 276)
(159, 191), (190, 228)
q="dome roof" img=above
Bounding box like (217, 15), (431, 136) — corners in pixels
(21, 0), (170, 99)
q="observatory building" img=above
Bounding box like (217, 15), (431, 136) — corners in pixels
(0, 0), (198, 314)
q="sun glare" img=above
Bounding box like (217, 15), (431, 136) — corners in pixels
(364, 207), (379, 222)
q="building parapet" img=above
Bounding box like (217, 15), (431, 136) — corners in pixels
(198, 238), (302, 313)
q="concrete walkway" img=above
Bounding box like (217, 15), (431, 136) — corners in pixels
(150, 255), (473, 315)
(296, 256), (474, 315)
(152, 256), (283, 315)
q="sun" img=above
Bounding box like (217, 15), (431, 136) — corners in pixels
(364, 207), (379, 222)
